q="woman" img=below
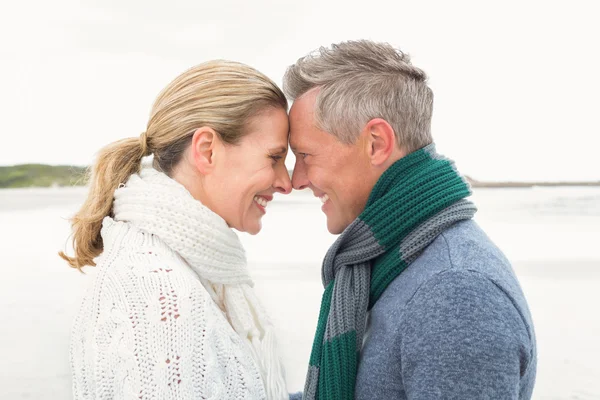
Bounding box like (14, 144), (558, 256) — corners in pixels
(60, 60), (292, 400)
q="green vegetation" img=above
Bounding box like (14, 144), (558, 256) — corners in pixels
(1, 165), (598, 189)
(0, 164), (88, 188)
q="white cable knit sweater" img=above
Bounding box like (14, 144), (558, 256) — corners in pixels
(70, 168), (287, 400)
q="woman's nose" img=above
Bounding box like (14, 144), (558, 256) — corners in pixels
(273, 166), (292, 194)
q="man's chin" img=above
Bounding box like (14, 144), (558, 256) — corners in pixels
(326, 218), (346, 235)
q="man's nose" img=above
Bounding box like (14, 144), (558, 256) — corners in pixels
(291, 161), (309, 191)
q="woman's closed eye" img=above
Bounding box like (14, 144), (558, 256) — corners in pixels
(297, 152), (309, 159)
(269, 154), (284, 163)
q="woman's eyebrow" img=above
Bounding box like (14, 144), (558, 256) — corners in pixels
(268, 146), (288, 154)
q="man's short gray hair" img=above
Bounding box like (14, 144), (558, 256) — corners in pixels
(283, 40), (434, 152)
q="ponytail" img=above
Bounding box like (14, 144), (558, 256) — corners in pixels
(59, 135), (148, 269)
(60, 60), (288, 269)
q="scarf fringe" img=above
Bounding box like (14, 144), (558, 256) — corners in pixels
(224, 285), (288, 400)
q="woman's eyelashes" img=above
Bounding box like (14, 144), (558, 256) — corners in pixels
(268, 154), (283, 163)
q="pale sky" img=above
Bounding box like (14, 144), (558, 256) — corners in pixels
(1, 0), (598, 182)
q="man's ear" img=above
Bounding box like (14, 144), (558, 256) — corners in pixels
(191, 127), (219, 174)
(364, 118), (396, 166)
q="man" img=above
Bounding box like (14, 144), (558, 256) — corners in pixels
(283, 40), (537, 400)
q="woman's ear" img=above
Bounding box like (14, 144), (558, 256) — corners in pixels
(191, 127), (219, 175)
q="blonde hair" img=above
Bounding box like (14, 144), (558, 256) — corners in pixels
(60, 60), (287, 269)
(283, 40), (433, 152)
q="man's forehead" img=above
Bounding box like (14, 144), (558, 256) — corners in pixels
(288, 117), (316, 141)
(288, 130), (301, 149)
(289, 88), (323, 149)
(290, 88), (319, 116)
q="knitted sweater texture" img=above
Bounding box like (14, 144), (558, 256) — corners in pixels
(303, 144), (476, 400)
(70, 168), (287, 400)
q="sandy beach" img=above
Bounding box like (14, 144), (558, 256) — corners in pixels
(0, 186), (599, 399)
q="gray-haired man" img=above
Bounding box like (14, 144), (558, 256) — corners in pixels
(284, 41), (536, 400)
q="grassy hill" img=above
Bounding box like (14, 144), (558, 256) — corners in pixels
(0, 164), (88, 188)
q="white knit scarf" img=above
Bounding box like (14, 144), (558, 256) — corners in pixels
(112, 167), (287, 400)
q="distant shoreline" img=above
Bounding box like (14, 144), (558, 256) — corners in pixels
(1, 164), (599, 189)
(465, 176), (600, 188)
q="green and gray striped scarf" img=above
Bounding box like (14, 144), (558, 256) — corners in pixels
(303, 144), (477, 400)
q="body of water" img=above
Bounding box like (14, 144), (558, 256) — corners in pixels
(0, 186), (599, 399)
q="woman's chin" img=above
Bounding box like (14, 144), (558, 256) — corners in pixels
(240, 219), (262, 235)
(246, 225), (262, 235)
